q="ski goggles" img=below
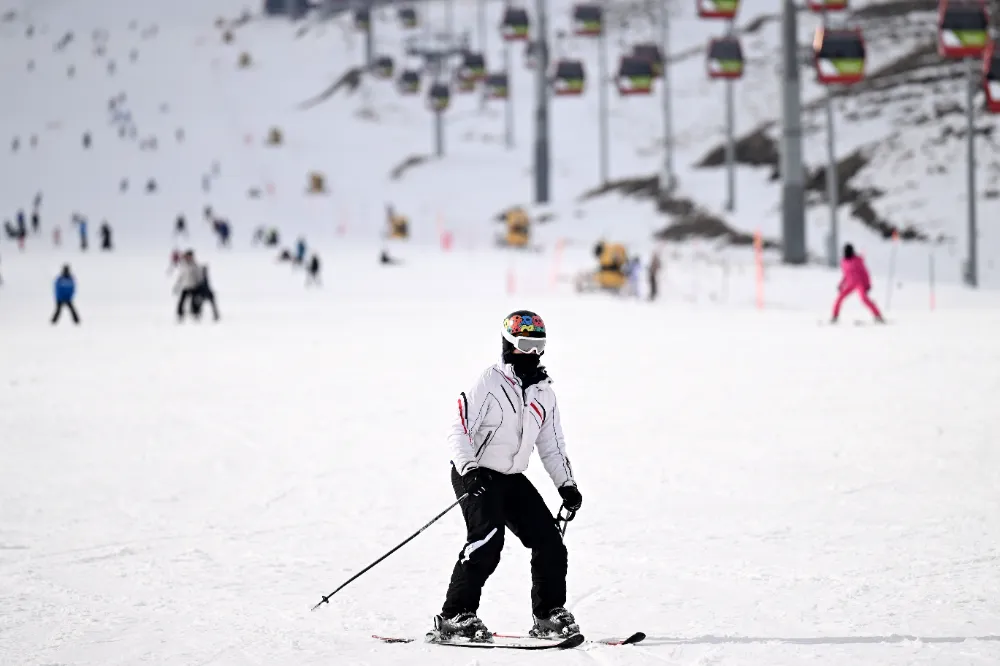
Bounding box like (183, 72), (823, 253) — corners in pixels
(501, 327), (546, 354)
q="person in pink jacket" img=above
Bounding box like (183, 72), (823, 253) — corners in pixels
(832, 244), (884, 323)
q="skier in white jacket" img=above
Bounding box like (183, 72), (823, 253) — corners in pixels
(433, 310), (584, 644)
(173, 250), (200, 320)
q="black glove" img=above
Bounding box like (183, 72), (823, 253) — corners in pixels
(558, 485), (583, 512)
(461, 468), (491, 497)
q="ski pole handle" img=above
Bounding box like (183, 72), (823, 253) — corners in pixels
(555, 504), (576, 537)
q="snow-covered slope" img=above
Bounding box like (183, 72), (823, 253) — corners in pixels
(3, 246), (1000, 666)
(2, 0), (998, 288)
(2, 2), (1000, 665)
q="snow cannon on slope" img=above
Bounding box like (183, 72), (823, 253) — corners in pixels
(575, 241), (629, 292)
(499, 207), (531, 248)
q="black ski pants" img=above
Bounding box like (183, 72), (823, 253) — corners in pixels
(51, 300), (79, 324)
(194, 285), (219, 320)
(176, 289), (195, 318)
(442, 466), (567, 619)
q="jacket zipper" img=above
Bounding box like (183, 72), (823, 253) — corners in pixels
(518, 387), (531, 448)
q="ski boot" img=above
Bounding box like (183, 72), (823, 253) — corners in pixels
(529, 607), (580, 639)
(428, 612), (493, 643)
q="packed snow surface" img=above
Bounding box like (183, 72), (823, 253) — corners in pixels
(2, 0), (1000, 664)
(3, 248), (1000, 666)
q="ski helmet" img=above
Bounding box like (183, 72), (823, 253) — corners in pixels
(501, 310), (547, 355)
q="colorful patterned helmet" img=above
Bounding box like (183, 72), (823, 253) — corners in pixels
(501, 310), (546, 355)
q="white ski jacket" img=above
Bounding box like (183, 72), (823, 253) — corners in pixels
(173, 263), (201, 292)
(449, 359), (576, 489)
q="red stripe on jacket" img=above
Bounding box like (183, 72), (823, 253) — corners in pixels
(458, 398), (469, 434)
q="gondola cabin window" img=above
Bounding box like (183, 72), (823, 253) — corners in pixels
(937, 0), (989, 59)
(553, 59), (586, 95)
(397, 69), (421, 95)
(354, 7), (370, 30)
(813, 27), (866, 85)
(617, 56), (654, 95)
(397, 6), (418, 29)
(428, 83), (451, 112)
(373, 56), (394, 80)
(572, 4), (603, 37)
(485, 73), (509, 100)
(707, 37), (744, 80)
(501, 7), (530, 42)
(461, 52), (487, 81)
(632, 43), (665, 77)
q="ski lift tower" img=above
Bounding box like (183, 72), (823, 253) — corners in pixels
(780, 0), (807, 265)
(406, 32), (470, 157)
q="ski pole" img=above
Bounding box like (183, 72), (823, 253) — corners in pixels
(555, 504), (576, 537)
(311, 493), (468, 611)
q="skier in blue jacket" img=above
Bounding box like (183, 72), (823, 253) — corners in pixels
(51, 264), (80, 324)
(72, 214), (88, 251)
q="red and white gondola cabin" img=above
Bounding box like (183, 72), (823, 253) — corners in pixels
(937, 0), (989, 59)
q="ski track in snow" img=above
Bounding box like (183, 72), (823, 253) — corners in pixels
(1, 0), (1000, 665)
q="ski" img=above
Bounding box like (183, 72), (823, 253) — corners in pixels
(373, 633), (585, 650)
(492, 630), (646, 646)
(596, 631), (646, 646)
(374, 630), (644, 649)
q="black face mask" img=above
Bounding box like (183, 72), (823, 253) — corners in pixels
(503, 349), (548, 386)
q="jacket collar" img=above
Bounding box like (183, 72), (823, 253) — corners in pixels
(495, 356), (552, 388)
(497, 357), (520, 385)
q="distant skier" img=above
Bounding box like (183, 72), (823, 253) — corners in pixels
(5, 220), (25, 250)
(31, 210), (40, 234)
(626, 255), (641, 298)
(832, 243), (884, 324)
(191, 261), (220, 321)
(166, 248), (182, 274)
(72, 214), (88, 250)
(431, 310), (582, 644)
(255, 227), (280, 247)
(306, 254), (321, 286)
(648, 251), (661, 302)
(14, 212), (25, 250)
(173, 251), (200, 321)
(51, 264), (80, 325)
(174, 214), (187, 237)
(294, 237), (307, 264)
(99, 222), (113, 250)
(253, 225), (280, 247)
(212, 218), (231, 247)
